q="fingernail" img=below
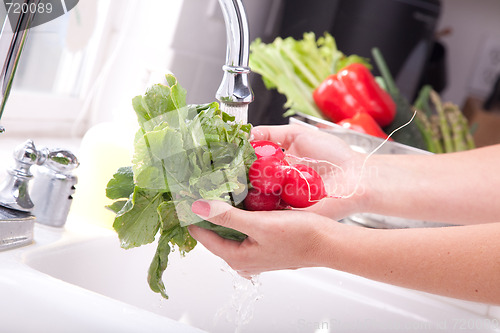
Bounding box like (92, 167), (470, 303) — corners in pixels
(191, 200), (210, 218)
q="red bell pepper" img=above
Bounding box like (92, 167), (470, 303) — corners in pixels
(313, 63), (396, 127)
(338, 112), (391, 140)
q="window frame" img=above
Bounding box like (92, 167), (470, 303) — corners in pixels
(0, 0), (119, 137)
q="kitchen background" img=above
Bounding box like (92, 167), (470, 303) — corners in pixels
(0, 1), (498, 219)
(0, 0), (499, 140)
(0, 0), (499, 320)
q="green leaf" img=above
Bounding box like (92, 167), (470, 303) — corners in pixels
(106, 166), (134, 200)
(371, 47), (427, 150)
(171, 226), (197, 254)
(132, 126), (190, 192)
(159, 201), (197, 253)
(195, 221), (247, 242)
(106, 200), (128, 214)
(147, 201), (197, 299)
(157, 201), (179, 231)
(336, 55), (372, 73)
(134, 74), (187, 130)
(108, 74), (258, 300)
(147, 231), (172, 299)
(112, 187), (163, 249)
(249, 32), (369, 119)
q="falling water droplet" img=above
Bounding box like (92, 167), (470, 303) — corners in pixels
(214, 264), (263, 331)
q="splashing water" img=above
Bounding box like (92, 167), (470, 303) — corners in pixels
(214, 264), (263, 332)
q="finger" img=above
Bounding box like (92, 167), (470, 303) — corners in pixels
(191, 199), (260, 236)
(304, 197), (356, 221)
(305, 197), (343, 217)
(236, 270), (256, 280)
(251, 124), (317, 149)
(187, 225), (244, 260)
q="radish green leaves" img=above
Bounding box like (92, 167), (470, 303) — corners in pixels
(106, 74), (256, 299)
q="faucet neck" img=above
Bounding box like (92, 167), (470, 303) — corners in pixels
(216, 0), (254, 108)
(218, 0), (250, 68)
(0, 0), (39, 128)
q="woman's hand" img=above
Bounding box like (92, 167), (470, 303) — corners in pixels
(187, 125), (363, 277)
(188, 199), (339, 277)
(188, 124), (500, 304)
(252, 124), (368, 219)
(188, 200), (500, 305)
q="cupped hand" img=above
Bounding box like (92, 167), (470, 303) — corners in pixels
(188, 200), (339, 277)
(252, 124), (369, 219)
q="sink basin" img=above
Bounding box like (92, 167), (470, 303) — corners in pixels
(1, 126), (495, 332)
(13, 220), (499, 333)
(0, 223), (203, 333)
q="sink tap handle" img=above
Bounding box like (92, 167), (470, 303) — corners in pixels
(30, 146), (79, 227)
(0, 140), (41, 211)
(0, 140), (80, 214)
(36, 147), (80, 174)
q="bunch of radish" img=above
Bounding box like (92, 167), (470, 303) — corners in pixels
(243, 140), (327, 211)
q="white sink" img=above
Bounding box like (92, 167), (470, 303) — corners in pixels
(0, 218), (496, 332)
(0, 221), (203, 333)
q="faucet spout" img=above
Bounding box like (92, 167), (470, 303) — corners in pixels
(217, 0), (250, 70)
(215, 0), (253, 124)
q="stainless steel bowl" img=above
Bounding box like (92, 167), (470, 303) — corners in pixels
(289, 113), (453, 229)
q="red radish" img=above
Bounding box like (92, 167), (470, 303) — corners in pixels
(244, 188), (281, 211)
(280, 164), (326, 208)
(248, 156), (288, 194)
(251, 140), (285, 160)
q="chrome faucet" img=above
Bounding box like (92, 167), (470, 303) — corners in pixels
(0, 140), (79, 250)
(215, 0), (253, 124)
(0, 1), (79, 251)
(0, 0), (39, 131)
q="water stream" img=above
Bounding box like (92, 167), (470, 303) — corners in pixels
(214, 264), (263, 332)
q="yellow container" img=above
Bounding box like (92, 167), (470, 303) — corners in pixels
(70, 122), (137, 229)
